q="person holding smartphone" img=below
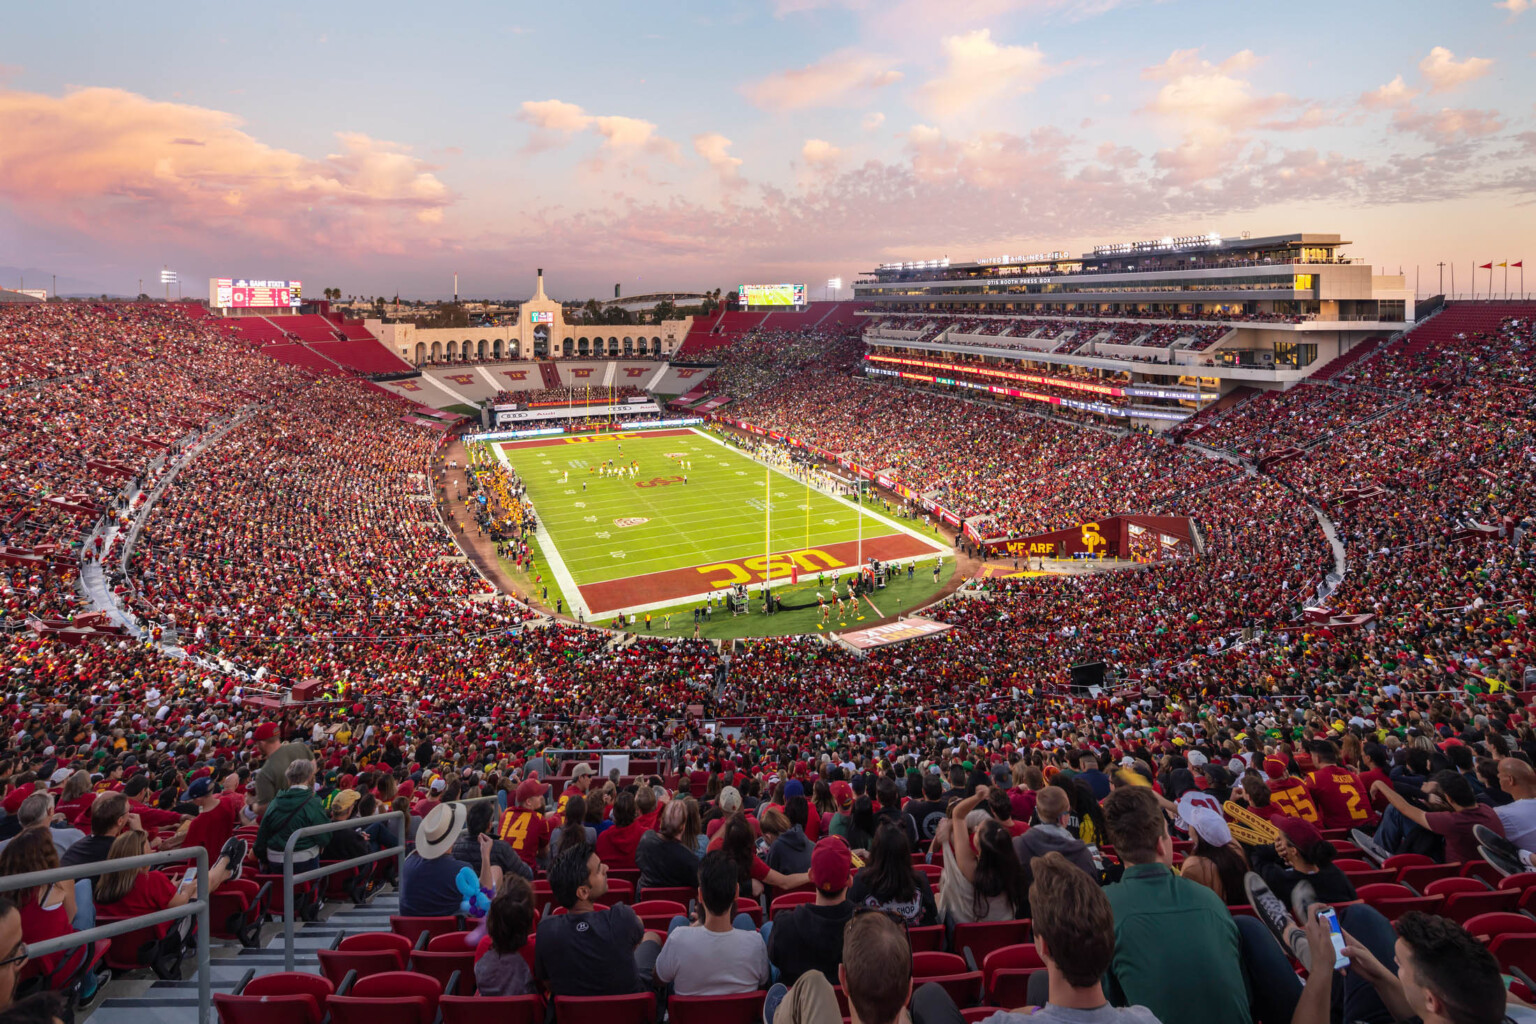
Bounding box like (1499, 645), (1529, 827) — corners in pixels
(90, 828), (245, 943)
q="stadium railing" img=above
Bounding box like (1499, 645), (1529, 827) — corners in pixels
(280, 809), (407, 970)
(0, 847), (213, 1024)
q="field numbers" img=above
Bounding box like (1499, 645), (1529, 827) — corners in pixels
(574, 501), (586, 508)
(563, 489), (575, 495)
(595, 531), (611, 539)
(610, 551), (627, 559)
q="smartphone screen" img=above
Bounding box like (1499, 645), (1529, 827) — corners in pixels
(1320, 908), (1349, 970)
(180, 868), (198, 889)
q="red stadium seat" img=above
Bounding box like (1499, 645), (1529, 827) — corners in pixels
(666, 991), (767, 1024)
(327, 971), (442, 1024)
(769, 891), (818, 920)
(628, 899), (687, 931)
(552, 992), (657, 1023)
(215, 972), (334, 1024)
(1355, 883), (1445, 922)
(440, 994), (544, 1024)
(954, 920), (1032, 970)
(982, 943), (1046, 1007)
(909, 925), (945, 952)
(1397, 862), (1463, 891)
(389, 916), (460, 942)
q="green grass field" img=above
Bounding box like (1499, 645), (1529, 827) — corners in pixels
(493, 427), (947, 618)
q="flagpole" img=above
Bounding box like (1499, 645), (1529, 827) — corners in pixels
(765, 464), (771, 587)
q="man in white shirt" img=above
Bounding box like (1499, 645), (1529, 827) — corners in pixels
(654, 851), (768, 997)
(1495, 758), (1536, 852)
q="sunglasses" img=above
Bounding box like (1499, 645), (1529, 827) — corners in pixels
(0, 943), (27, 970)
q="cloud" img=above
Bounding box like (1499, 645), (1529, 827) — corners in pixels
(862, 112), (886, 131)
(741, 48), (902, 111)
(518, 99), (592, 134)
(913, 30), (1053, 120)
(517, 100), (680, 161)
(1359, 75), (1419, 111)
(801, 138), (843, 166)
(1392, 106), (1504, 142)
(1419, 46), (1494, 93)
(1495, 0), (1530, 15)
(0, 84), (451, 252)
(693, 132), (744, 185)
(1139, 49), (1311, 183)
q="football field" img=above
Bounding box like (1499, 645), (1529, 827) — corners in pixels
(494, 427), (949, 618)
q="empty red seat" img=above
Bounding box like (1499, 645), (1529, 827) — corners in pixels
(1497, 872), (1536, 892)
(909, 925), (945, 952)
(552, 992), (657, 1023)
(1441, 889), (1520, 924)
(409, 948), (477, 994)
(1355, 883), (1445, 922)
(1397, 862), (1462, 890)
(604, 878), (635, 907)
(629, 899), (687, 932)
(389, 915), (460, 942)
(667, 990), (767, 1024)
(439, 994), (544, 1024)
(636, 886), (694, 906)
(210, 878), (270, 947)
(954, 920), (1032, 970)
(215, 972), (333, 1024)
(328, 971), (442, 1024)
(317, 931), (413, 986)
(982, 944), (1046, 1007)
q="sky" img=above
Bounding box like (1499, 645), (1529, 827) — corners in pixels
(1, 0), (1532, 301)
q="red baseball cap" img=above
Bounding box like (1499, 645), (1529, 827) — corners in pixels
(252, 723), (279, 743)
(1274, 815), (1324, 855)
(515, 779), (547, 805)
(809, 836), (852, 894)
(830, 781), (855, 809)
(1263, 757), (1288, 779)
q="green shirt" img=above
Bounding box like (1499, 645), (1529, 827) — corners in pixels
(1102, 863), (1248, 1024)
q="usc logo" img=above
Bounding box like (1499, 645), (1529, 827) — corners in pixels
(1080, 522), (1106, 553)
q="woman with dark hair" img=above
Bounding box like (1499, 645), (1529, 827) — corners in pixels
(718, 814), (809, 898)
(1249, 815), (1357, 905)
(938, 788), (1028, 923)
(547, 795), (595, 858)
(1063, 779), (1107, 848)
(848, 822), (936, 925)
(811, 780), (835, 820)
(1178, 806), (1251, 903)
(830, 795), (875, 852)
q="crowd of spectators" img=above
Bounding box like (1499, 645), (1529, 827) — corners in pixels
(0, 301), (1534, 1021)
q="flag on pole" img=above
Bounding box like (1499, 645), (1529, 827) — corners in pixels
(1481, 262), (1494, 269)
(1498, 262), (1508, 268)
(1515, 262), (1525, 268)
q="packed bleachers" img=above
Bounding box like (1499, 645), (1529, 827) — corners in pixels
(3, 300), (1536, 1024)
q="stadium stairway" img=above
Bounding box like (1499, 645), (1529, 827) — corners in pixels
(537, 361), (561, 389)
(87, 889), (403, 1024)
(1312, 336), (1386, 380)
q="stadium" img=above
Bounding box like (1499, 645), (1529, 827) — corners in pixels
(2, 10), (1535, 1024)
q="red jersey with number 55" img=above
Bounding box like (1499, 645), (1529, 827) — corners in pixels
(1265, 776), (1321, 824)
(1305, 767), (1374, 829)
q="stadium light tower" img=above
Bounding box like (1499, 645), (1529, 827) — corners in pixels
(160, 267), (178, 302)
(827, 277), (842, 302)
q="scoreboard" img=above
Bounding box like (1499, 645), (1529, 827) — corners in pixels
(210, 278), (303, 309)
(740, 283), (806, 308)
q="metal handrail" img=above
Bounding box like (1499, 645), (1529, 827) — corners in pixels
(0, 846), (211, 1024)
(279, 809), (407, 971)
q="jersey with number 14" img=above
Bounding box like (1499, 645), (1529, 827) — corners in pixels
(495, 808), (549, 862)
(1306, 767), (1373, 829)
